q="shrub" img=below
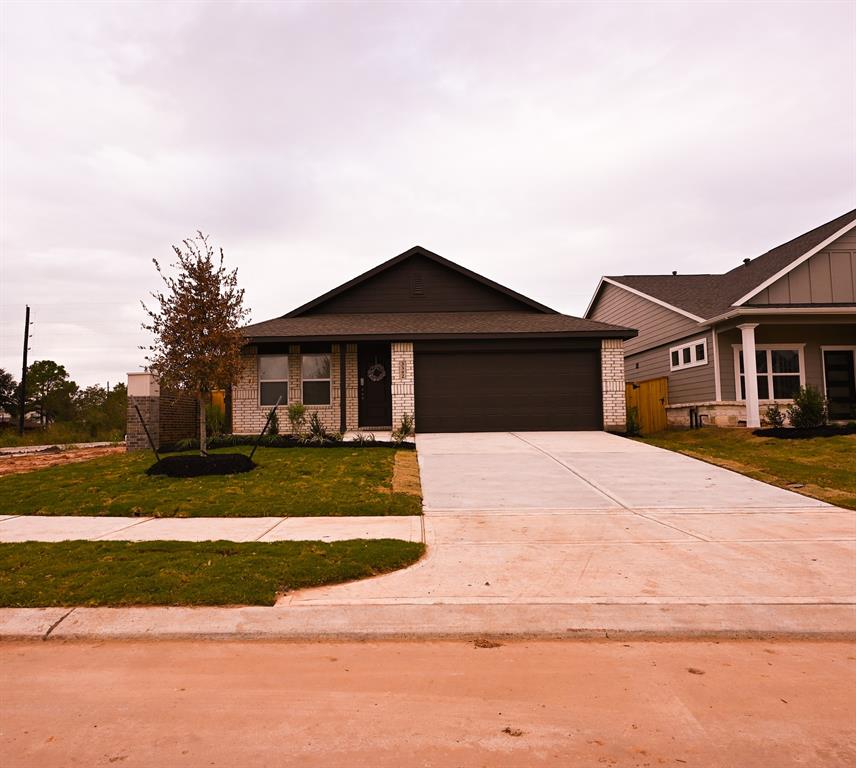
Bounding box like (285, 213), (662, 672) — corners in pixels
(267, 408), (279, 436)
(287, 403), (307, 436)
(391, 413), (415, 444)
(764, 403), (786, 428)
(302, 412), (331, 445)
(206, 403), (226, 437)
(625, 406), (641, 436)
(352, 431), (376, 446)
(786, 385), (828, 429)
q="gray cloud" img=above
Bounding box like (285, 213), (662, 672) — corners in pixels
(2, 1), (854, 386)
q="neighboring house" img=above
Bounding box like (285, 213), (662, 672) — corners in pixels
(234, 246), (636, 434)
(585, 209), (856, 428)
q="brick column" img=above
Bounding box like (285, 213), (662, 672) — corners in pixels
(346, 344), (359, 429)
(390, 342), (415, 431)
(601, 339), (626, 432)
(126, 372), (160, 451)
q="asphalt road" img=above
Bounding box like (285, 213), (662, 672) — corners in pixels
(2, 640), (854, 767)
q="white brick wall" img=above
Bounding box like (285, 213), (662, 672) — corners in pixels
(601, 338), (626, 432)
(390, 341), (415, 432)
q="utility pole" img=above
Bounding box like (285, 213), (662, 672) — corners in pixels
(18, 305), (30, 435)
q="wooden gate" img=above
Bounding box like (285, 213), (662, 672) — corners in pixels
(625, 377), (668, 434)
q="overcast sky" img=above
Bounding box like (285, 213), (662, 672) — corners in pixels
(1, 1), (854, 388)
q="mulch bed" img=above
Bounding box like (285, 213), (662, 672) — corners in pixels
(752, 424), (856, 440)
(146, 454), (257, 477)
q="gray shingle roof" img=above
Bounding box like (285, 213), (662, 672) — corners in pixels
(606, 208), (856, 320)
(243, 311), (636, 340)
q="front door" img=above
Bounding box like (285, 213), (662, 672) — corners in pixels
(824, 350), (856, 421)
(358, 343), (392, 427)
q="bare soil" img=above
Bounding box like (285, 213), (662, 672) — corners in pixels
(391, 450), (422, 496)
(0, 446), (123, 477)
(2, 640), (853, 767)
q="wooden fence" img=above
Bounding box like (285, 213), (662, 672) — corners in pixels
(625, 377), (669, 434)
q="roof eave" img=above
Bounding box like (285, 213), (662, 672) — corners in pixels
(244, 329), (638, 344)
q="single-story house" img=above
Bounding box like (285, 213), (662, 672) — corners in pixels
(234, 246), (636, 434)
(585, 209), (856, 427)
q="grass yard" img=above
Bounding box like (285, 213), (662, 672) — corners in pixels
(639, 428), (856, 510)
(0, 447), (422, 517)
(0, 539), (424, 607)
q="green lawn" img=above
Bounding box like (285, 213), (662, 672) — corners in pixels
(0, 539), (424, 607)
(639, 428), (856, 510)
(0, 447), (422, 517)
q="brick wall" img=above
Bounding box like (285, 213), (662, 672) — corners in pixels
(160, 393), (200, 445)
(232, 345), (346, 435)
(390, 342), (415, 431)
(601, 338), (626, 432)
(127, 395), (158, 451)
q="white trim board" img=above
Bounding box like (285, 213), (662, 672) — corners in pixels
(732, 218), (856, 307)
(585, 276), (707, 323)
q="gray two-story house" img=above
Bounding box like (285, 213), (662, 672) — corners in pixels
(585, 209), (856, 427)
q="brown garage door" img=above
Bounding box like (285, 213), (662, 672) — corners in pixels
(414, 343), (602, 432)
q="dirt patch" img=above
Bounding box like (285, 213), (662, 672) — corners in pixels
(392, 450), (422, 496)
(146, 454), (256, 477)
(0, 446), (123, 477)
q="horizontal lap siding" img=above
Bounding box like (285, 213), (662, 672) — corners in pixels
(626, 331), (716, 403)
(589, 283), (700, 355)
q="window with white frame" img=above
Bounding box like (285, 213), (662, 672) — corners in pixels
(258, 355), (288, 406)
(670, 338), (708, 371)
(302, 353), (331, 405)
(734, 346), (804, 401)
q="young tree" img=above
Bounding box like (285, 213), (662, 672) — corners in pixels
(142, 232), (249, 455)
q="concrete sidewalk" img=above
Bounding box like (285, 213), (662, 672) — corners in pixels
(0, 514), (423, 543)
(2, 431), (853, 641)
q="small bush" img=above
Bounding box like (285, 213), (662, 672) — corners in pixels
(287, 403), (307, 437)
(625, 406), (641, 436)
(764, 403), (786, 427)
(787, 385), (828, 429)
(206, 403), (226, 437)
(391, 413), (415, 444)
(302, 412), (332, 445)
(352, 431), (376, 446)
(267, 408), (279, 436)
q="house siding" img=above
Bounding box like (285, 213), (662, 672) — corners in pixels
(749, 232), (856, 305)
(589, 282), (701, 355)
(625, 330), (717, 404)
(303, 254), (535, 314)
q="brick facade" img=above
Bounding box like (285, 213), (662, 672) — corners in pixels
(601, 338), (626, 432)
(127, 395), (159, 451)
(232, 345), (348, 435)
(390, 342), (415, 432)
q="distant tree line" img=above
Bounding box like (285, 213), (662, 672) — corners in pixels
(0, 362), (127, 437)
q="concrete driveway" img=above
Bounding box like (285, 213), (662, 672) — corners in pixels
(287, 431), (855, 633)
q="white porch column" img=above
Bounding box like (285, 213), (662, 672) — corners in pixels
(738, 323), (761, 428)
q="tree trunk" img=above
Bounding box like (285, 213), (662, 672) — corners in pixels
(198, 393), (207, 456)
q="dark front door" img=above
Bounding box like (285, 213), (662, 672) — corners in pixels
(824, 350), (856, 420)
(358, 343), (392, 427)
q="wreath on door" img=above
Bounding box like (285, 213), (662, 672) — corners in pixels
(367, 363), (387, 382)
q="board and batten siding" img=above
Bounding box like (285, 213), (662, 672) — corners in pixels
(626, 330), (716, 404)
(748, 232), (856, 305)
(589, 281), (703, 356)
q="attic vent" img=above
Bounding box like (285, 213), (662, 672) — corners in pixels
(411, 273), (425, 297)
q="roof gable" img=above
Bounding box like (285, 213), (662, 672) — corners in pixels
(287, 246), (557, 316)
(587, 208), (856, 321)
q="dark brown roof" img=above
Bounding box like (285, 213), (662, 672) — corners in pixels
(603, 208), (856, 320)
(243, 312), (636, 341)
